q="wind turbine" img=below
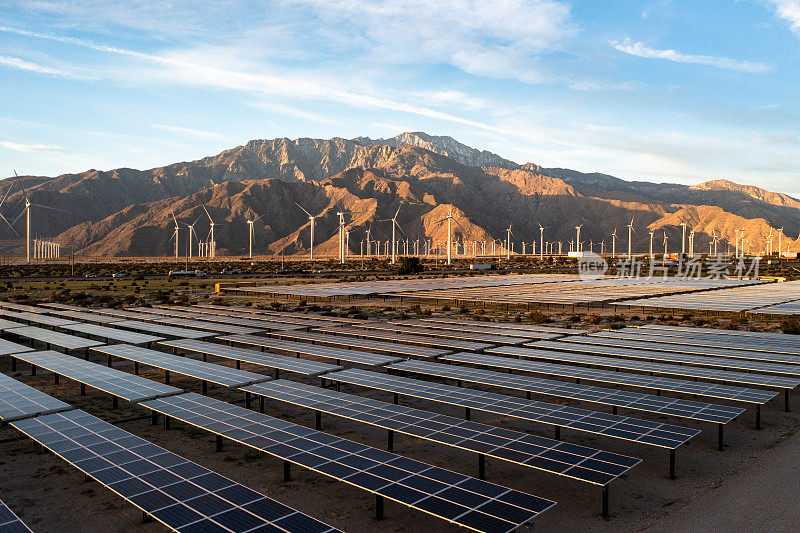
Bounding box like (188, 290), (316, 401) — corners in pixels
(627, 217), (635, 259)
(649, 230), (654, 259)
(663, 231), (668, 256)
(506, 224), (514, 260)
(10, 171), (61, 263)
(246, 212), (266, 259)
(680, 221), (687, 257)
(575, 225), (583, 252)
(183, 216), (202, 260)
(379, 204), (405, 264)
(611, 227), (618, 259)
(689, 230), (695, 257)
(538, 224), (546, 260)
(434, 207), (465, 266)
(203, 206), (217, 258)
(295, 202), (319, 261)
(779, 227), (784, 257)
(170, 210), (180, 258)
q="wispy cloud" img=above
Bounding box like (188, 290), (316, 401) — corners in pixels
(611, 39), (772, 73)
(152, 124), (223, 140)
(0, 54), (73, 77)
(568, 80), (636, 91)
(766, 1), (800, 33)
(1, 141), (65, 153)
(248, 102), (339, 125)
(409, 90), (488, 109)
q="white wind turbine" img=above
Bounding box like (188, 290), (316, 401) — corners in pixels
(627, 217), (635, 259)
(575, 225), (583, 252)
(203, 206), (218, 258)
(649, 230), (654, 259)
(170, 210), (180, 258)
(246, 212), (266, 259)
(10, 171), (62, 263)
(611, 227), (618, 259)
(680, 221), (687, 257)
(663, 231), (668, 256)
(0, 179), (19, 239)
(295, 202), (320, 261)
(538, 223), (546, 260)
(506, 224), (514, 260)
(182, 215), (202, 260)
(779, 227), (784, 256)
(379, 204), (405, 264)
(434, 207), (465, 266)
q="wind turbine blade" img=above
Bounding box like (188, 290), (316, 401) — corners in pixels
(30, 203), (65, 212)
(294, 202), (312, 217)
(394, 205), (401, 219)
(433, 218), (447, 225)
(396, 223), (406, 236)
(453, 217), (467, 230)
(203, 206), (212, 222)
(0, 213), (19, 236)
(10, 208), (26, 226)
(0, 183), (12, 209)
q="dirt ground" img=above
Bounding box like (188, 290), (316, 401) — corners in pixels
(2, 329), (800, 533)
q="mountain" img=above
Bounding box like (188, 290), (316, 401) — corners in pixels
(1, 132), (797, 257)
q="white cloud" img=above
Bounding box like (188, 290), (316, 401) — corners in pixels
(1, 141), (65, 153)
(0, 54), (72, 76)
(285, 0), (577, 83)
(248, 102), (339, 125)
(152, 124), (223, 140)
(766, 0), (800, 33)
(568, 80), (636, 91)
(611, 39), (772, 73)
(409, 90), (488, 109)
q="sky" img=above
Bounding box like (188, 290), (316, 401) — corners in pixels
(1, 1), (799, 196)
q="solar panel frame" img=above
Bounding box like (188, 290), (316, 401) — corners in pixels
(0, 317), (30, 331)
(593, 330), (800, 357)
(60, 322), (165, 346)
(0, 338), (35, 356)
(42, 309), (128, 324)
(109, 319), (217, 339)
(7, 325), (105, 351)
(392, 319), (561, 341)
(11, 409), (340, 532)
(159, 338), (343, 377)
(195, 303), (369, 324)
(315, 325), (494, 353)
(418, 318), (589, 335)
(567, 334), (800, 367)
(0, 498), (33, 532)
(159, 305), (345, 328)
(0, 310), (78, 328)
(262, 330), (451, 359)
(0, 372), (73, 422)
(140, 392), (556, 531)
(343, 323), (524, 348)
(328, 368), (700, 450)
(88, 308), (265, 335)
(127, 307), (304, 331)
(219, 334), (404, 367)
(534, 339), (800, 382)
(619, 326), (800, 350)
(242, 379), (641, 487)
(10, 350), (183, 403)
(635, 324), (800, 346)
(461, 349), (777, 405)
(91, 344), (272, 389)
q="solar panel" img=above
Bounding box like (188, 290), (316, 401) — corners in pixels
(91, 344), (271, 389)
(0, 497), (33, 532)
(593, 330), (800, 357)
(220, 334), (405, 367)
(59, 322), (164, 346)
(343, 323), (519, 348)
(242, 379), (641, 488)
(564, 334), (800, 367)
(0, 302), (46, 312)
(90, 309), (264, 335)
(0, 310), (77, 328)
(327, 368), (699, 452)
(0, 338), (35, 356)
(419, 318), (589, 335)
(140, 392), (555, 530)
(110, 319), (217, 339)
(10, 350), (183, 403)
(7, 326), (105, 351)
(636, 324), (800, 346)
(456, 350), (776, 406)
(393, 319), (560, 341)
(321, 325), (496, 352)
(534, 340), (800, 381)
(0, 318), (29, 331)
(43, 309), (127, 324)
(196, 303), (367, 324)
(127, 307), (302, 331)
(621, 326), (800, 349)
(159, 339), (343, 377)
(0, 372), (72, 422)
(11, 409), (340, 532)
(160, 305), (341, 328)
(263, 330), (450, 359)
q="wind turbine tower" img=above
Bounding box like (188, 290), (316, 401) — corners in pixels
(295, 203), (318, 261)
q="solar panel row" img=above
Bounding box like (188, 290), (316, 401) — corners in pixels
(140, 392), (556, 531)
(0, 498), (33, 532)
(0, 372), (73, 422)
(11, 409), (340, 532)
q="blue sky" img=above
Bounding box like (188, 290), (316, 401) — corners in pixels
(1, 1), (799, 196)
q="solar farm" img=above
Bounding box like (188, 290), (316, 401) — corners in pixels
(1, 294), (799, 532)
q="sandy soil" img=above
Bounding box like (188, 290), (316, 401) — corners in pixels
(2, 340), (799, 532)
